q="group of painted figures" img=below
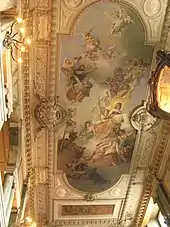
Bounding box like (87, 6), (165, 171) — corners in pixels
(58, 7), (150, 189)
(59, 55), (149, 186)
(61, 31), (148, 103)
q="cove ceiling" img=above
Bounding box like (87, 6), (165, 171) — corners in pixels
(22, 0), (170, 226)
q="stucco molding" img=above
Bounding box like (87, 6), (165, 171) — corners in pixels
(21, 0), (170, 225)
(134, 121), (170, 227)
(56, 0), (167, 45)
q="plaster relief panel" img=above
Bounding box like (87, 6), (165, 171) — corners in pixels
(35, 167), (48, 185)
(34, 47), (49, 98)
(61, 204), (115, 216)
(53, 199), (122, 220)
(37, 12), (51, 41)
(53, 173), (83, 199)
(35, 184), (48, 222)
(35, 128), (48, 167)
(29, 0), (51, 9)
(119, 182), (144, 225)
(138, 130), (157, 167)
(59, 4), (75, 32)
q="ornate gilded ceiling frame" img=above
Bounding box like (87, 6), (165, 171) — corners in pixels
(21, 0), (170, 226)
(21, 0), (59, 222)
(21, 0), (35, 218)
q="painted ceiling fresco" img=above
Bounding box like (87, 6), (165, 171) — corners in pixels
(57, 1), (154, 193)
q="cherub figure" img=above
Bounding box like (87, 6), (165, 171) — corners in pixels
(83, 29), (101, 53)
(105, 8), (134, 37)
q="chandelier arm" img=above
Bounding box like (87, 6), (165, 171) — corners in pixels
(13, 42), (20, 50)
(9, 21), (17, 35)
(10, 47), (17, 62)
(11, 32), (19, 39)
(11, 39), (24, 44)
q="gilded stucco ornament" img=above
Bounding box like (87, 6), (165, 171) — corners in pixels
(84, 193), (96, 201)
(63, 0), (83, 8)
(34, 97), (68, 130)
(131, 105), (157, 131)
(21, 0), (170, 225)
(55, 187), (71, 198)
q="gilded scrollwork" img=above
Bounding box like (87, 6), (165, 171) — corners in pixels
(131, 105), (158, 131)
(37, 0), (50, 8)
(84, 193), (96, 202)
(35, 167), (49, 185)
(34, 97), (68, 130)
(34, 47), (49, 98)
(37, 12), (51, 41)
(21, 0), (170, 225)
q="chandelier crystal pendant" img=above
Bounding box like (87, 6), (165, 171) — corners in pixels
(2, 17), (31, 63)
(148, 50), (170, 120)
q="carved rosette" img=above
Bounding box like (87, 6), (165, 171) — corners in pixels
(34, 98), (68, 130)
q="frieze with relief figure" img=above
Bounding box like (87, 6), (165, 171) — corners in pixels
(62, 205), (115, 216)
(56, 1), (155, 193)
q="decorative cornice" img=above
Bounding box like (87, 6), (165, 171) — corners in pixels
(49, 218), (117, 226)
(159, 0), (170, 49)
(21, 0), (35, 219)
(134, 0), (170, 223)
(20, 0), (170, 226)
(47, 0), (59, 222)
(134, 121), (170, 226)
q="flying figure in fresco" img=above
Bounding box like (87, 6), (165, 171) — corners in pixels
(83, 29), (101, 53)
(83, 29), (105, 62)
(86, 128), (136, 166)
(61, 56), (96, 103)
(100, 58), (149, 99)
(104, 8), (134, 37)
